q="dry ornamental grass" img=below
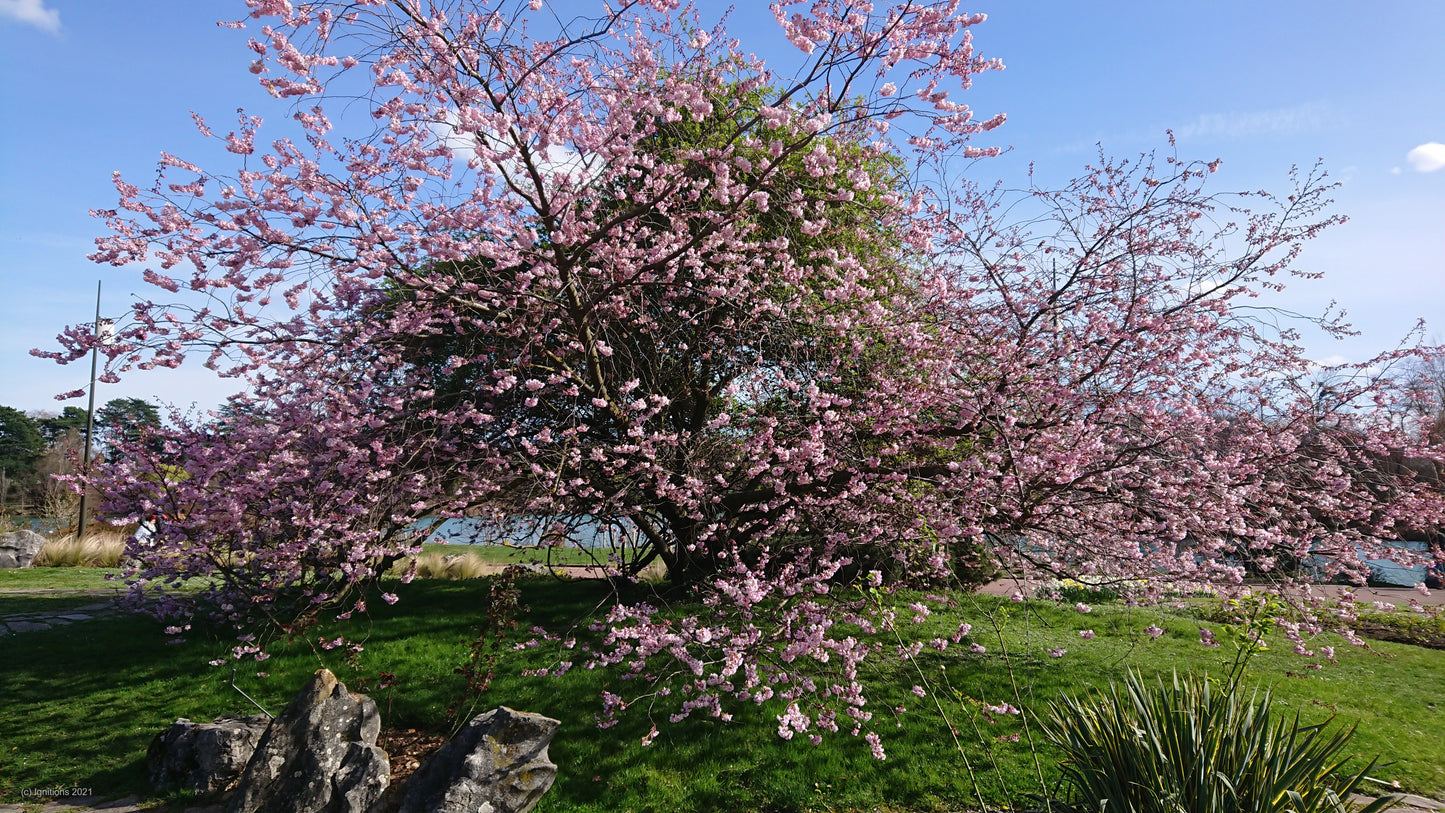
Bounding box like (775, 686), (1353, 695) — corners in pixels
(32, 532), (128, 568)
(405, 551), (496, 580)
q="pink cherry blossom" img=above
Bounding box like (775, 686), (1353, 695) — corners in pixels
(59, 0), (1445, 758)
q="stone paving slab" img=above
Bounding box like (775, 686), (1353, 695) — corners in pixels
(0, 601), (119, 635)
(0, 802), (219, 813)
(2, 620), (56, 633)
(977, 578), (1445, 607)
(42, 796), (139, 812)
(1353, 793), (1445, 812)
(0, 796), (134, 813)
(2, 796), (1439, 813)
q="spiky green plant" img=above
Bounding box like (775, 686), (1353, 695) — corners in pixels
(1041, 670), (1399, 813)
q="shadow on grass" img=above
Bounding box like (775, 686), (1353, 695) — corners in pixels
(3, 577), (1443, 810)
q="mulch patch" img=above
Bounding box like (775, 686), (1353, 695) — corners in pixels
(1355, 619), (1445, 650)
(373, 727), (450, 810)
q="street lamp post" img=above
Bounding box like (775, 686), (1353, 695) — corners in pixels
(76, 281), (112, 539)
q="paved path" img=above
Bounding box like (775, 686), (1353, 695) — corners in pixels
(1281, 582), (1445, 607)
(7, 575), (1443, 636)
(0, 797), (219, 812)
(0, 794), (1438, 813)
(0, 587), (130, 635)
(975, 577), (1445, 607)
(0, 600), (119, 635)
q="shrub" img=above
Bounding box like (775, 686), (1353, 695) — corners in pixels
(33, 532), (127, 568)
(1041, 670), (1398, 813)
(392, 551), (495, 580)
(951, 539), (1001, 587)
(1046, 577), (1122, 604)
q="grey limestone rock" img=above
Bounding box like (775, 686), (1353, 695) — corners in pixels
(148, 714), (270, 793)
(394, 707), (559, 813)
(226, 669), (390, 813)
(0, 530), (46, 568)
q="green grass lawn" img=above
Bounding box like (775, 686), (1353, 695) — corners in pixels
(418, 541), (620, 567)
(0, 566), (130, 592)
(2, 570), (1441, 811)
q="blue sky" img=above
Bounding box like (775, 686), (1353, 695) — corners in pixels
(1, 0), (1441, 415)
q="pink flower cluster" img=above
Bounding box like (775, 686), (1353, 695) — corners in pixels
(64, 0), (1445, 758)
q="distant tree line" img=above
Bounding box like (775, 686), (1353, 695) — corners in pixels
(0, 398), (161, 517)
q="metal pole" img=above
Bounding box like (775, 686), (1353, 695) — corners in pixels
(76, 281), (101, 539)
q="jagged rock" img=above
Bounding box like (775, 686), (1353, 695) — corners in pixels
(395, 707), (559, 813)
(0, 530), (46, 568)
(226, 669), (389, 813)
(148, 714), (269, 793)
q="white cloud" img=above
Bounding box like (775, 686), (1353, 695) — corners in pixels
(0, 0), (60, 33)
(1174, 102), (1328, 141)
(1405, 142), (1445, 173)
(432, 108), (595, 186)
(1173, 102), (1329, 140)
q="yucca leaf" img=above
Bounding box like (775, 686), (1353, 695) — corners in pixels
(1040, 670), (1391, 813)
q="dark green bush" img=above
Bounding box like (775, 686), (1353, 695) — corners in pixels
(1050, 578), (1120, 604)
